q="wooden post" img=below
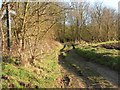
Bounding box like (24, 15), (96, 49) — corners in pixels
(6, 3), (11, 54)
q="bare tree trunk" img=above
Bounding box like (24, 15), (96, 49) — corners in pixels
(76, 18), (79, 42)
(0, 18), (4, 53)
(19, 2), (29, 66)
(20, 2), (29, 51)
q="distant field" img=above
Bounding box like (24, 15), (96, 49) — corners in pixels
(76, 41), (120, 71)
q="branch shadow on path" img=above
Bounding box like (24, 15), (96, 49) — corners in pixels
(58, 48), (119, 88)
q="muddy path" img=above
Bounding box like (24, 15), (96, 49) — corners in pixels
(58, 49), (119, 88)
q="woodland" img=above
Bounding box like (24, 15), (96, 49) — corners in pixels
(0, 1), (120, 88)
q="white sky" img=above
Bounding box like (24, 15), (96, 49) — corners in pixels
(88, 0), (119, 10)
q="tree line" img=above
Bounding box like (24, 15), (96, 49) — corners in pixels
(55, 2), (119, 43)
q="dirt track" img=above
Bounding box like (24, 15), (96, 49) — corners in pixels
(58, 49), (119, 88)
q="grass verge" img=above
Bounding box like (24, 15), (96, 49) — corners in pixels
(2, 47), (62, 88)
(76, 41), (120, 71)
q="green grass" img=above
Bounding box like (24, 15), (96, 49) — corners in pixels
(2, 47), (62, 88)
(89, 40), (120, 46)
(76, 41), (120, 71)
